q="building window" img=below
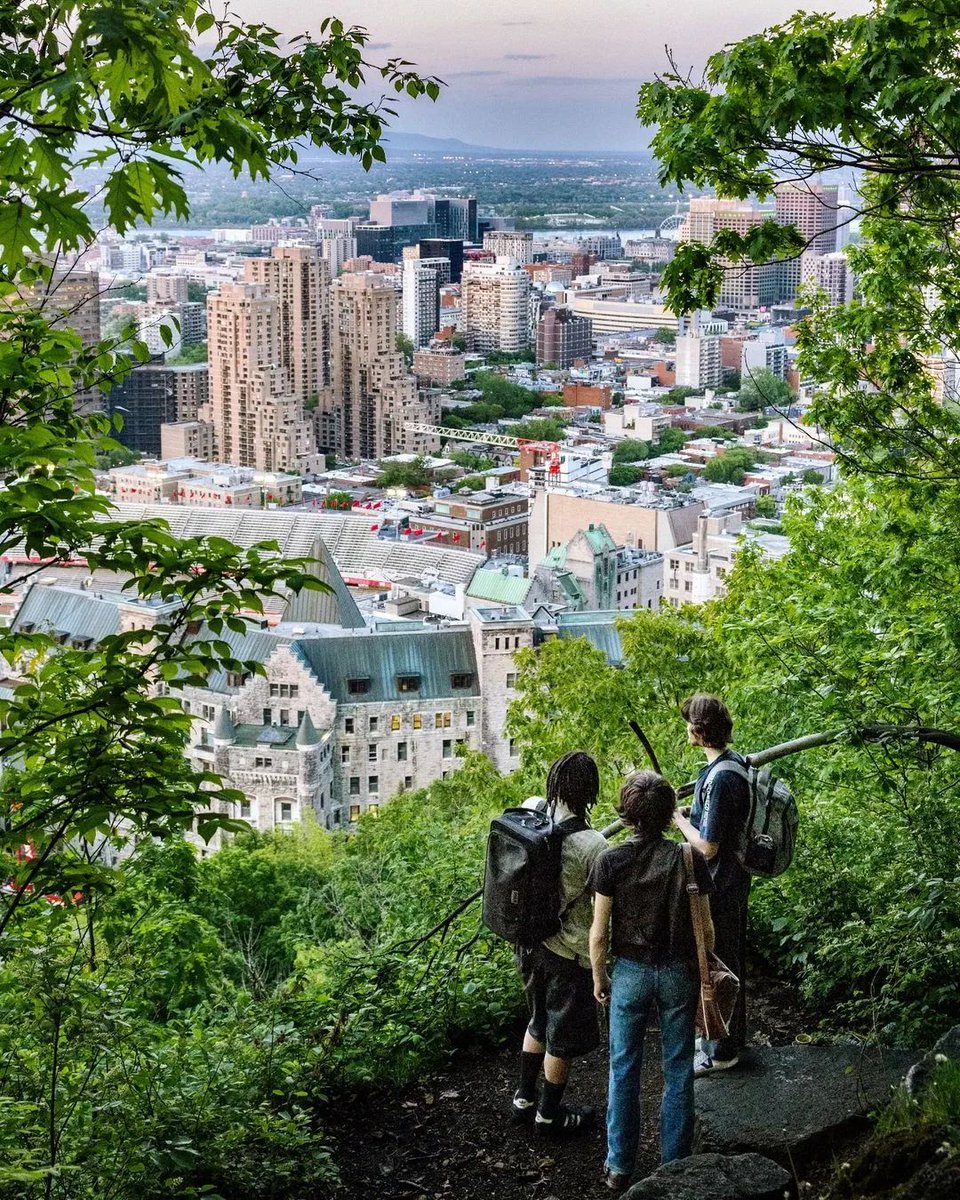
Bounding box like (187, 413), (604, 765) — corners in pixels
(397, 742), (408, 761)
(369, 715), (379, 732)
(390, 714), (401, 731)
(368, 803), (380, 817)
(684, 580), (693, 593)
(255, 756), (273, 768)
(404, 776), (413, 790)
(349, 804), (361, 823)
(240, 800), (251, 818)
(397, 674), (420, 693)
(443, 712), (451, 728)
(413, 713), (422, 730)
(344, 717), (354, 733)
(279, 801), (293, 822)
(435, 712), (444, 729)
(450, 672), (473, 689)
(349, 776), (360, 795)
(368, 775), (379, 793)
(262, 708), (272, 725)
(226, 671), (247, 688)
(442, 739), (452, 759)
(368, 743), (377, 762)
(347, 677), (371, 695)
(341, 746), (350, 763)
(509, 737), (518, 758)
(466, 710), (476, 726)
(279, 709), (290, 726)
(506, 673), (517, 689)
(269, 683), (279, 697)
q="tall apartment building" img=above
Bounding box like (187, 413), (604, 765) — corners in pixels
(242, 245), (331, 405)
(482, 229), (533, 265)
(401, 247), (451, 348)
(313, 217), (359, 278)
(581, 234), (623, 260)
(800, 250), (855, 306)
(675, 331), (723, 390)
(320, 273), (438, 460)
(775, 182), (839, 298)
(207, 281), (319, 472)
(536, 306), (593, 366)
(681, 198), (781, 311)
(13, 267), (103, 411)
(146, 271), (189, 305)
(106, 357), (208, 456)
(461, 257), (532, 353)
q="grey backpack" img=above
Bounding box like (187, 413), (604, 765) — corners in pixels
(711, 760), (798, 878)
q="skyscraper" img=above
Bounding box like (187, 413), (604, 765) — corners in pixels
(320, 273), (438, 460)
(680, 198), (781, 311)
(401, 247), (451, 348)
(461, 258), (532, 353)
(207, 281), (319, 472)
(775, 182), (839, 298)
(242, 245), (331, 405)
(482, 230), (534, 265)
(536, 307), (592, 367)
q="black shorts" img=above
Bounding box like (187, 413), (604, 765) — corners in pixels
(518, 945), (600, 1060)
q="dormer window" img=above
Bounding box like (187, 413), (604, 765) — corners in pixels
(346, 677), (370, 695)
(450, 672), (474, 689)
(396, 674), (420, 693)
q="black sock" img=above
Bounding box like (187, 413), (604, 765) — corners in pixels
(517, 1051), (544, 1102)
(538, 1078), (567, 1119)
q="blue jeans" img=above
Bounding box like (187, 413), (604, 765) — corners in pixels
(606, 957), (698, 1175)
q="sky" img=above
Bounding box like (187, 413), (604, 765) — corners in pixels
(233, 0), (869, 151)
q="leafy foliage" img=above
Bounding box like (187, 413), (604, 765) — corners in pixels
(737, 369), (796, 414)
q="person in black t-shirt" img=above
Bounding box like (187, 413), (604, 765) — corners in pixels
(589, 771), (715, 1192)
(672, 693), (751, 1076)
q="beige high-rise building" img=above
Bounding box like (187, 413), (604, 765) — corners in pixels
(482, 230), (534, 265)
(775, 182), (839, 298)
(243, 245), (331, 404)
(320, 273), (438, 460)
(11, 267), (103, 412)
(146, 271), (190, 306)
(461, 257), (531, 353)
(680, 198), (781, 311)
(207, 281), (319, 473)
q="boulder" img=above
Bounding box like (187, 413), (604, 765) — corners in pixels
(905, 1025), (960, 1097)
(694, 1045), (915, 1166)
(624, 1152), (791, 1200)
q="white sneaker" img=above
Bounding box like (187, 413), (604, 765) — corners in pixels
(694, 1049), (739, 1077)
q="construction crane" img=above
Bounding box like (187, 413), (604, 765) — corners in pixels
(404, 423), (561, 477)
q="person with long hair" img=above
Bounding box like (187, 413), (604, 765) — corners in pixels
(511, 751), (608, 1135)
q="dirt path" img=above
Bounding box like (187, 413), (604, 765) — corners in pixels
(325, 972), (813, 1199)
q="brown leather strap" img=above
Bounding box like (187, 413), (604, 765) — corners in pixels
(682, 843), (712, 991)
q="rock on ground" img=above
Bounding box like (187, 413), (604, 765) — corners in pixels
(624, 1152), (792, 1199)
(694, 1045), (916, 1166)
(905, 1024), (960, 1097)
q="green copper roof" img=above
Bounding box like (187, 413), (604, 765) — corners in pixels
(466, 568), (533, 606)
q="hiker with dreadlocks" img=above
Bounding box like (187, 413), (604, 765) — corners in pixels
(511, 751), (608, 1135)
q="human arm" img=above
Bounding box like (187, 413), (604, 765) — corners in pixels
(673, 807), (718, 859)
(589, 892), (613, 1004)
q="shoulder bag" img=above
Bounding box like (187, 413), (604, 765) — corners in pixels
(681, 843), (740, 1042)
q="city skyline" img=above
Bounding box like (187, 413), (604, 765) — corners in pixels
(233, 0), (868, 151)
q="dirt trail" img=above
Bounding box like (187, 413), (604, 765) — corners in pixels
(325, 973), (813, 1200)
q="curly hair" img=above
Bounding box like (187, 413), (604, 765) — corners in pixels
(546, 750), (599, 817)
(681, 693), (733, 750)
(618, 770), (676, 837)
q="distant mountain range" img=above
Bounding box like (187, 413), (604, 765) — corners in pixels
(300, 131), (651, 158)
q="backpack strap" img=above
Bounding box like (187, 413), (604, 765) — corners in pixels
(682, 843), (712, 992)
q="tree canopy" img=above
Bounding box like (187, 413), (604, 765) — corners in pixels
(737, 368), (796, 413)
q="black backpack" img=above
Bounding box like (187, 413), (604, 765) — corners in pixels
(710, 759), (799, 878)
(482, 803), (587, 948)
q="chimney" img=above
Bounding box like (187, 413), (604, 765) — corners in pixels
(696, 513), (709, 572)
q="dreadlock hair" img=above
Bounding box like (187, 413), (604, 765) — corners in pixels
(546, 750), (600, 818)
(681, 693), (734, 750)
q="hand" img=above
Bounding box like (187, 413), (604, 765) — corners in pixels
(679, 804), (691, 818)
(594, 973), (611, 1005)
(672, 807), (687, 826)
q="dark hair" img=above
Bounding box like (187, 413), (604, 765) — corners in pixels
(547, 751), (599, 817)
(681, 693), (733, 750)
(618, 771), (676, 837)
